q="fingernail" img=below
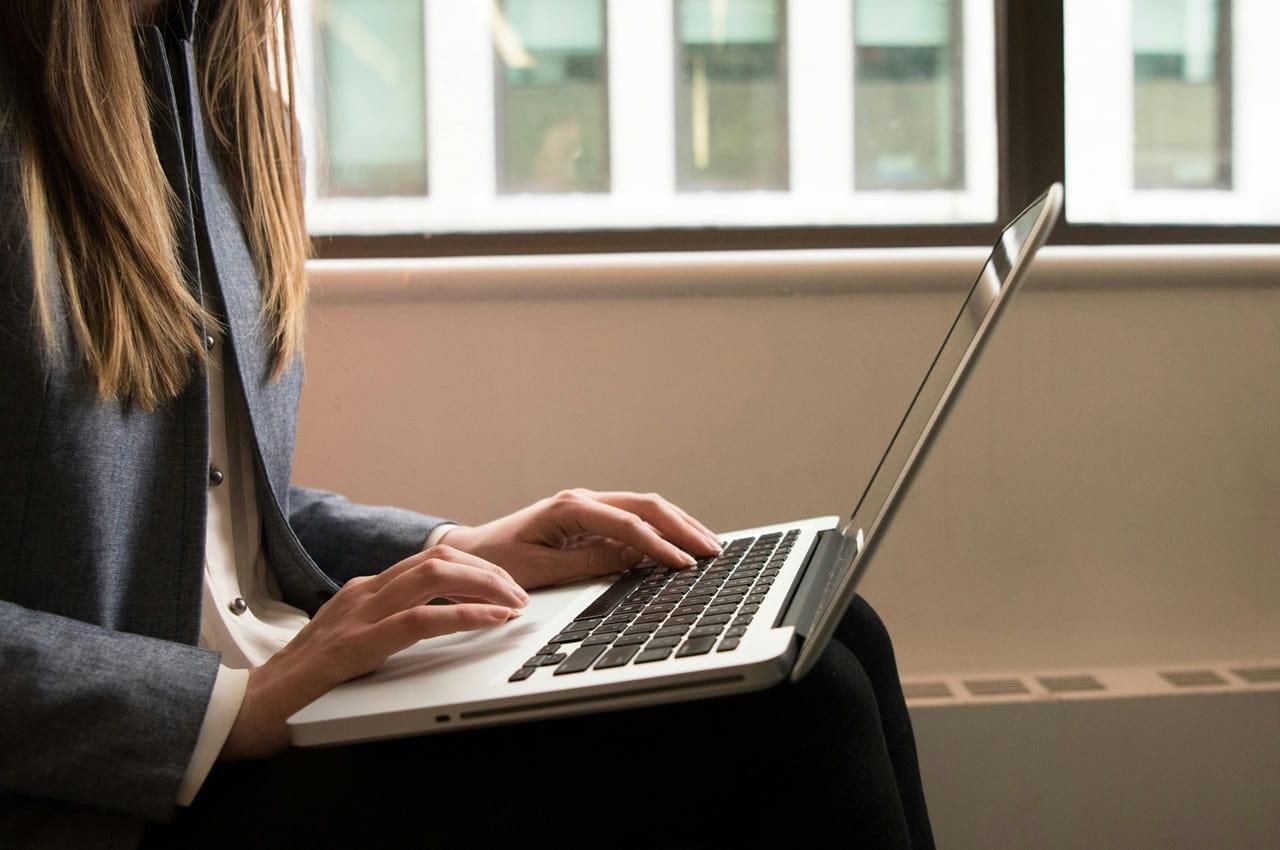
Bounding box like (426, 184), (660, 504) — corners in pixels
(682, 553), (697, 567)
(507, 607), (523, 619)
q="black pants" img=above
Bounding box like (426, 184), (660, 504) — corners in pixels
(145, 596), (934, 850)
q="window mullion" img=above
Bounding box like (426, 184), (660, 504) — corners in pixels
(788, 0), (853, 198)
(425, 0), (496, 200)
(607, 0), (677, 198)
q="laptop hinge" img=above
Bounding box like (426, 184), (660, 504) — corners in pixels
(775, 529), (844, 640)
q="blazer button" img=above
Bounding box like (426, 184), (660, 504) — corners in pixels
(209, 466), (225, 487)
(228, 597), (248, 615)
(204, 333), (215, 351)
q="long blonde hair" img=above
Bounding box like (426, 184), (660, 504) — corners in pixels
(1, 0), (307, 410)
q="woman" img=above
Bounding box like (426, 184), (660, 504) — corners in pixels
(0, 1), (934, 848)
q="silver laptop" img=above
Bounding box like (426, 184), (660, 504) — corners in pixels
(288, 183), (1064, 747)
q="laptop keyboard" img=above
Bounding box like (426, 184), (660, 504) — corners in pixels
(509, 529), (799, 682)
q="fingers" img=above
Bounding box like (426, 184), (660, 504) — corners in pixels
(369, 603), (517, 657)
(369, 544), (524, 597)
(368, 557), (528, 621)
(552, 493), (698, 568)
(592, 491), (721, 557)
(540, 540), (647, 582)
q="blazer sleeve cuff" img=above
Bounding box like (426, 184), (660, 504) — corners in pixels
(176, 665), (249, 806)
(422, 522), (461, 550)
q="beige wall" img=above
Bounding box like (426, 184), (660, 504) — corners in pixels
(295, 246), (1280, 677)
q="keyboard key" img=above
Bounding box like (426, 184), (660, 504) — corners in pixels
(554, 645), (608, 675)
(595, 644), (642, 669)
(509, 667), (537, 682)
(553, 629), (590, 643)
(698, 614), (732, 626)
(676, 636), (717, 657)
(646, 635), (682, 650)
(739, 603), (760, 615)
(570, 617), (604, 631)
(690, 625), (724, 639)
(655, 624), (691, 639)
(578, 570), (647, 619)
(537, 644), (562, 655)
(615, 634), (648, 646)
(635, 647), (673, 664)
(538, 653), (567, 666)
(583, 634), (616, 647)
(637, 612), (668, 625)
(717, 638), (741, 652)
(725, 625), (748, 638)
(665, 614), (699, 626)
(733, 614), (754, 627)
(623, 622), (661, 636)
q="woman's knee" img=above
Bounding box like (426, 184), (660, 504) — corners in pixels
(835, 593), (898, 673)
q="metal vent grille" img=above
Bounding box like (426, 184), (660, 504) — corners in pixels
(903, 681), (953, 700)
(964, 678), (1030, 697)
(1161, 670), (1227, 688)
(1039, 674), (1105, 693)
(1233, 666), (1280, 684)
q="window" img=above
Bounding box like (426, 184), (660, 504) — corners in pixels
(1132, 0), (1230, 190)
(297, 0), (1280, 253)
(1065, 0), (1280, 224)
(312, 0), (428, 197)
(494, 0), (610, 193)
(297, 0), (996, 237)
(854, 0), (964, 191)
(675, 0), (788, 191)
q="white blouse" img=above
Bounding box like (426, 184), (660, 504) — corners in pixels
(174, 334), (450, 805)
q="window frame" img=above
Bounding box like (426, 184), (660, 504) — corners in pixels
(311, 0), (1280, 261)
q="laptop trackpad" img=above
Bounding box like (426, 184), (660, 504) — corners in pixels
(354, 576), (609, 686)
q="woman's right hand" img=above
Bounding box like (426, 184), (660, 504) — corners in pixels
(219, 544), (529, 760)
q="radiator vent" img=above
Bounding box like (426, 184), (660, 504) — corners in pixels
(964, 678), (1029, 697)
(1039, 674), (1105, 693)
(1233, 666), (1280, 685)
(1161, 670), (1227, 688)
(902, 681), (953, 700)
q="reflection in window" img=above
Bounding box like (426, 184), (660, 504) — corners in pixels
(1133, 0), (1231, 189)
(676, 0), (788, 191)
(854, 0), (963, 190)
(495, 0), (609, 194)
(315, 0), (428, 197)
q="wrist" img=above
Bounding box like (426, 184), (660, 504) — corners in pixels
(425, 522), (465, 550)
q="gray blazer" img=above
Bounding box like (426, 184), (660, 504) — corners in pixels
(0, 3), (449, 846)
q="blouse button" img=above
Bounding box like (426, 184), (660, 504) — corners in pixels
(228, 597), (248, 616)
(204, 333), (215, 351)
(209, 466), (225, 487)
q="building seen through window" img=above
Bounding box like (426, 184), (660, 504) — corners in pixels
(495, 0), (610, 194)
(675, 0), (788, 191)
(1132, 0), (1230, 190)
(314, 0), (427, 197)
(854, 0), (963, 190)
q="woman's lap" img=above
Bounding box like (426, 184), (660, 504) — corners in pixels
(147, 597), (929, 850)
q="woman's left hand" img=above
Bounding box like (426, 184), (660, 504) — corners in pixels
(438, 488), (722, 591)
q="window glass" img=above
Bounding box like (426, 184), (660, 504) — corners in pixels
(676, 0), (788, 191)
(314, 0), (428, 197)
(495, 0), (609, 193)
(1133, 0), (1230, 189)
(854, 0), (963, 190)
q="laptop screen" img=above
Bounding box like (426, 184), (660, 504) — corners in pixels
(795, 187), (1060, 667)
